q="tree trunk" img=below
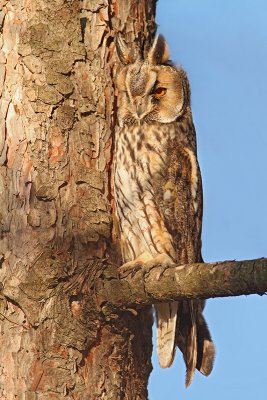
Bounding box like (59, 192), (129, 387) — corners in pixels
(0, 1), (156, 398)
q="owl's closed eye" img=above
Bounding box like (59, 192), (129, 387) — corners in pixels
(116, 35), (190, 124)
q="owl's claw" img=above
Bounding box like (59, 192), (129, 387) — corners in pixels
(141, 253), (175, 280)
(118, 253), (175, 279)
(118, 260), (143, 278)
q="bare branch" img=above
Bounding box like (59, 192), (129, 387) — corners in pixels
(98, 258), (267, 308)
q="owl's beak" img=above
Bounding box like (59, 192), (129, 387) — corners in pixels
(134, 97), (146, 118)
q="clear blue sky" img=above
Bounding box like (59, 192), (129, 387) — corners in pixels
(149, 1), (267, 399)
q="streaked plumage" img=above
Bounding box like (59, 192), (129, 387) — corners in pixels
(114, 34), (215, 386)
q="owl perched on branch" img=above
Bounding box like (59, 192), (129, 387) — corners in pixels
(113, 34), (215, 386)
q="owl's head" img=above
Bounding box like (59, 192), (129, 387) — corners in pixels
(115, 35), (190, 126)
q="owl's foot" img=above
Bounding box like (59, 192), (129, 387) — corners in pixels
(118, 253), (175, 278)
(118, 260), (142, 278)
(118, 252), (153, 278)
(142, 253), (176, 279)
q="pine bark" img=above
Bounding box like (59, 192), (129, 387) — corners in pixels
(0, 1), (156, 398)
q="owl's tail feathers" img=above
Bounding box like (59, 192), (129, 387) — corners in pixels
(176, 300), (215, 387)
(155, 302), (178, 368)
(184, 300), (197, 387)
(196, 310), (216, 376)
(156, 300), (215, 386)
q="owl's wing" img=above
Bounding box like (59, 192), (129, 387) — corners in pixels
(154, 117), (215, 385)
(156, 121), (203, 265)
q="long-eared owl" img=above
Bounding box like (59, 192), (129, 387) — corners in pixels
(113, 34), (215, 386)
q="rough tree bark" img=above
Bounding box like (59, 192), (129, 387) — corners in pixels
(0, 1), (156, 398)
(0, 1), (265, 399)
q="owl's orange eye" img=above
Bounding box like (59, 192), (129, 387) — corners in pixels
(152, 87), (167, 97)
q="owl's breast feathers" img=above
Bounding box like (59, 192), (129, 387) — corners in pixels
(114, 111), (202, 265)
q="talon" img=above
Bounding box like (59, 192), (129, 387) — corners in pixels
(130, 264), (142, 278)
(118, 260), (143, 278)
(158, 265), (168, 280)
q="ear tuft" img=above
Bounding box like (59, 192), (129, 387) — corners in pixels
(115, 34), (139, 65)
(147, 34), (169, 65)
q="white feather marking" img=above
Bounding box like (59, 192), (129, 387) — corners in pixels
(184, 148), (199, 212)
(117, 169), (132, 201)
(163, 189), (172, 201)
